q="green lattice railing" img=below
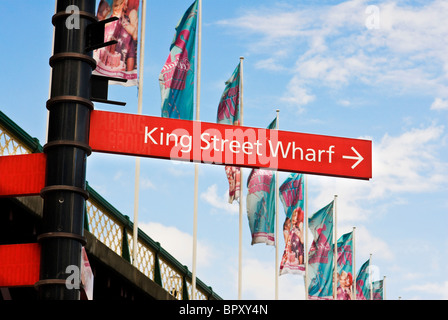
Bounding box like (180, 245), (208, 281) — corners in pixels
(0, 110), (220, 300)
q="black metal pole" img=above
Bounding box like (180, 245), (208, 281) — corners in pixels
(37, 0), (96, 300)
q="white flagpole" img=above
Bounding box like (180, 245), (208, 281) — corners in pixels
(238, 56), (244, 300)
(352, 226), (356, 300)
(383, 275), (386, 300)
(304, 175), (309, 300)
(192, 0), (202, 300)
(333, 195), (338, 300)
(132, 0), (147, 266)
(274, 109), (279, 300)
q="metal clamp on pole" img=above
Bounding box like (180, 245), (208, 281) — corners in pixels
(90, 75), (127, 106)
(85, 16), (119, 52)
(37, 232), (87, 246)
(40, 185), (90, 200)
(43, 140), (92, 156)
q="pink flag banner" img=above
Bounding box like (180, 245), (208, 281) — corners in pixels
(225, 166), (240, 203)
(336, 231), (354, 300)
(93, 0), (140, 86)
(217, 63), (241, 203)
(246, 169), (276, 245)
(279, 173), (305, 275)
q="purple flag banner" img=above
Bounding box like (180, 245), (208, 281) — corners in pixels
(279, 173), (305, 275)
(225, 166), (240, 203)
(336, 231), (354, 300)
(93, 0), (140, 86)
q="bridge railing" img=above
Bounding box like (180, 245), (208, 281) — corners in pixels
(0, 111), (221, 300)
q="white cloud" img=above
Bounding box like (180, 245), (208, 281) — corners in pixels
(354, 225), (394, 262)
(140, 177), (155, 190)
(372, 125), (447, 195)
(218, 0), (448, 107)
(254, 58), (286, 72)
(200, 184), (239, 215)
(404, 281), (448, 300)
(138, 222), (215, 269)
(113, 171), (124, 181)
(375, 1), (448, 55)
(280, 76), (315, 110)
(312, 124), (446, 214)
(309, 125), (446, 261)
(338, 99), (351, 107)
(401, 272), (425, 281)
(166, 161), (194, 177)
(241, 258), (275, 299)
(231, 257), (306, 300)
(216, 9), (303, 41)
(296, 0), (448, 94)
(431, 98), (448, 110)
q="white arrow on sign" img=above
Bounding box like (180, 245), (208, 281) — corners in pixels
(342, 147), (364, 169)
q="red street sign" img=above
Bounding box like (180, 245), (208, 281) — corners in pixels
(0, 243), (41, 287)
(89, 110), (372, 180)
(0, 153), (46, 197)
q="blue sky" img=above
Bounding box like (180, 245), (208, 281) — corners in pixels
(1, 0), (448, 300)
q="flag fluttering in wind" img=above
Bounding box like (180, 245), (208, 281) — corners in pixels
(159, 0), (198, 120)
(246, 118), (278, 245)
(356, 259), (371, 300)
(93, 0), (140, 86)
(224, 166), (240, 204)
(268, 117), (277, 130)
(279, 173), (305, 275)
(307, 200), (334, 300)
(372, 279), (384, 300)
(336, 231), (354, 300)
(217, 62), (241, 203)
(246, 169), (276, 245)
(217, 63), (240, 125)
